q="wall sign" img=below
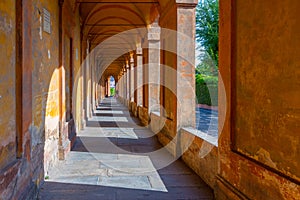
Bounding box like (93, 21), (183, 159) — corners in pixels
(76, 48), (78, 60)
(43, 8), (51, 34)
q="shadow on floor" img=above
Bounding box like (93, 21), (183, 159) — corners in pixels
(38, 98), (214, 200)
(39, 179), (213, 200)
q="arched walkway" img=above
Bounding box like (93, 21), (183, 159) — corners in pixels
(39, 97), (214, 199)
(1, 0), (299, 199)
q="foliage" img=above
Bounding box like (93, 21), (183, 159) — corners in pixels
(196, 74), (218, 106)
(110, 88), (115, 96)
(196, 0), (219, 67)
(196, 51), (218, 76)
(195, 0), (219, 106)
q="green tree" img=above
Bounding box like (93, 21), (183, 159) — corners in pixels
(196, 51), (218, 76)
(196, 0), (219, 67)
(195, 74), (218, 106)
(110, 88), (115, 96)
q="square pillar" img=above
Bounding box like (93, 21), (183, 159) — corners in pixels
(126, 63), (130, 102)
(176, 4), (196, 129)
(123, 68), (127, 100)
(147, 23), (161, 113)
(130, 57), (134, 102)
(107, 77), (111, 97)
(136, 47), (143, 106)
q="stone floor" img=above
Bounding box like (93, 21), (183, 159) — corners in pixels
(38, 98), (214, 200)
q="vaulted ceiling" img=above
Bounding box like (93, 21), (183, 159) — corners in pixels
(77, 0), (173, 81)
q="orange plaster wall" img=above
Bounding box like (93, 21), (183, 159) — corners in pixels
(0, 0), (17, 171)
(218, 0), (300, 199)
(31, 0), (60, 175)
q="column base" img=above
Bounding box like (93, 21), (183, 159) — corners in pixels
(58, 140), (70, 160)
(58, 119), (77, 160)
(137, 106), (149, 126)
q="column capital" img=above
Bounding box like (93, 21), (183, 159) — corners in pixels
(147, 24), (161, 41)
(176, 0), (198, 8)
(136, 47), (143, 56)
(130, 56), (134, 64)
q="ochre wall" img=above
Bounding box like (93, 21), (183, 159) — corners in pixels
(0, 0), (44, 199)
(0, 0), (83, 199)
(0, 0), (17, 171)
(233, 0), (300, 180)
(36, 0), (82, 174)
(218, 0), (300, 199)
(31, 0), (60, 176)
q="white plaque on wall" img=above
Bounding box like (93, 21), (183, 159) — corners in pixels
(43, 8), (51, 34)
(76, 48), (79, 60)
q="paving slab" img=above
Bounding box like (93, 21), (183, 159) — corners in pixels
(38, 98), (214, 200)
(98, 176), (151, 190)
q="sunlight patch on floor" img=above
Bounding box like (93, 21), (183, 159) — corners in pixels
(89, 116), (129, 122)
(47, 151), (168, 192)
(78, 127), (139, 139)
(94, 110), (124, 114)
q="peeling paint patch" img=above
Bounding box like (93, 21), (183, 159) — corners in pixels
(255, 148), (277, 168)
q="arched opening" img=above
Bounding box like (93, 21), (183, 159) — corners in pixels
(109, 76), (116, 97)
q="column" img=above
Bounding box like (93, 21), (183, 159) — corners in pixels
(136, 47), (143, 106)
(85, 45), (91, 119)
(105, 79), (107, 96)
(123, 69), (127, 100)
(176, 3), (196, 128)
(130, 56), (134, 102)
(147, 22), (161, 113)
(107, 77), (111, 97)
(126, 62), (130, 105)
(124, 68), (127, 101)
(157, 1), (197, 158)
